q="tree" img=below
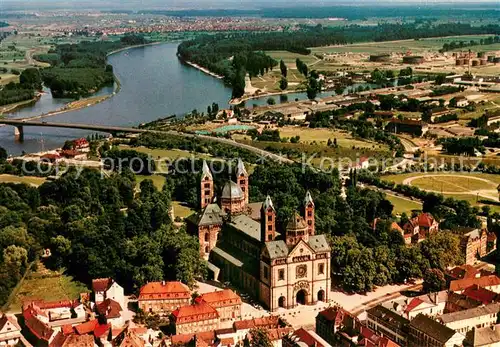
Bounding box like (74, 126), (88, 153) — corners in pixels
(279, 60), (287, 78)
(335, 85), (345, 95)
(267, 97), (276, 105)
(279, 77), (288, 91)
(423, 268), (446, 293)
(246, 328), (272, 347)
(435, 74), (446, 85)
(0, 147), (7, 161)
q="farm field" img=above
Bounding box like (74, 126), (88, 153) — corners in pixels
(6, 263), (88, 313)
(310, 35), (494, 54)
(0, 174), (46, 186)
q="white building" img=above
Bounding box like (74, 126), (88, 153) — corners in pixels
(0, 314), (21, 346)
(92, 278), (125, 309)
(438, 303), (500, 335)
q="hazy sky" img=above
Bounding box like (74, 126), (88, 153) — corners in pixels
(1, 0), (498, 10)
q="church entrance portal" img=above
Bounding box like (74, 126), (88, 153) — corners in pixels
(278, 296), (286, 308)
(317, 289), (325, 302)
(296, 289), (307, 305)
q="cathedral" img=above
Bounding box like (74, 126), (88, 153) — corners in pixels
(186, 160), (331, 312)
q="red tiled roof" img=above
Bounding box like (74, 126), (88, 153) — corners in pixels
(138, 281), (190, 301)
(23, 307), (54, 342)
(233, 316), (280, 330)
(418, 213), (435, 228)
(73, 138), (89, 147)
(450, 275), (500, 292)
(292, 328), (327, 347)
(447, 265), (480, 280)
(268, 327), (294, 341)
(96, 298), (122, 319)
(94, 323), (111, 338)
(195, 289), (241, 307)
(74, 320), (99, 335)
(360, 326), (400, 347)
(41, 153), (61, 160)
(92, 278), (113, 292)
(62, 324), (74, 336)
(62, 334), (94, 347)
(170, 331), (215, 345)
(404, 298), (423, 314)
(29, 299), (77, 310)
(462, 284), (498, 305)
(171, 302), (218, 324)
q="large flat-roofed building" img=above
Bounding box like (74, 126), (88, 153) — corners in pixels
(409, 314), (465, 347)
(138, 281), (191, 315)
(187, 160), (331, 312)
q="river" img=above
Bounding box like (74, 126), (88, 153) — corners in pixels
(0, 41), (375, 155)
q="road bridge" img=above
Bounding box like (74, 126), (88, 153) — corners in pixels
(0, 119), (294, 164)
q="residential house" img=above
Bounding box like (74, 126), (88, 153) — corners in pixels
(445, 292), (482, 314)
(113, 325), (146, 347)
(366, 305), (409, 346)
(49, 333), (94, 347)
(95, 298), (123, 327)
(231, 316), (288, 346)
(283, 328), (332, 347)
(403, 213), (439, 244)
(73, 138), (90, 152)
(92, 277), (125, 309)
(315, 306), (357, 346)
(194, 289), (242, 321)
(22, 305), (57, 346)
(385, 291), (448, 320)
(438, 302), (500, 335)
(459, 228), (493, 265)
(171, 301), (219, 335)
(450, 275), (500, 294)
(464, 324), (500, 347)
(358, 325), (400, 347)
(462, 285), (499, 305)
(454, 96), (469, 108)
(409, 314), (465, 347)
(0, 314), (21, 346)
(445, 265), (481, 284)
(138, 281), (190, 315)
(73, 319), (111, 345)
(22, 300), (87, 330)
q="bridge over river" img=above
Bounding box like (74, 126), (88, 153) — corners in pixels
(0, 119), (293, 164)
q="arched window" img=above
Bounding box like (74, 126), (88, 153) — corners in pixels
(205, 232), (209, 242)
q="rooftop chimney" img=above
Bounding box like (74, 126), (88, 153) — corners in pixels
(162, 280), (165, 286)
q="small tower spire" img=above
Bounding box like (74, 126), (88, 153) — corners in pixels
(200, 160), (214, 209)
(303, 190), (315, 235)
(261, 195), (276, 242)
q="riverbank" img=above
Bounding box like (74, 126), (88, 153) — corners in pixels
(182, 59), (224, 79)
(230, 88), (307, 105)
(0, 94), (41, 115)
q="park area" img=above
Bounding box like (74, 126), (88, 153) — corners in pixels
(0, 174), (46, 186)
(381, 172), (500, 210)
(5, 262), (88, 313)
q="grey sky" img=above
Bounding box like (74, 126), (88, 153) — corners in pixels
(1, 0), (498, 10)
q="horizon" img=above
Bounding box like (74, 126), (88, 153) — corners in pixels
(1, 0), (499, 11)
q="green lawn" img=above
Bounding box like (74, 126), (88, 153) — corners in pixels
(6, 263), (88, 313)
(384, 194), (422, 215)
(172, 201), (195, 219)
(136, 174), (166, 191)
(0, 174), (46, 186)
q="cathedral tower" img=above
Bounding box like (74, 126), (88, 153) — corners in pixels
(303, 191), (315, 235)
(286, 211), (309, 246)
(261, 195), (276, 242)
(236, 159), (249, 205)
(200, 160), (214, 209)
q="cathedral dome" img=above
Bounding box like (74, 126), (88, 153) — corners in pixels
(221, 181), (244, 200)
